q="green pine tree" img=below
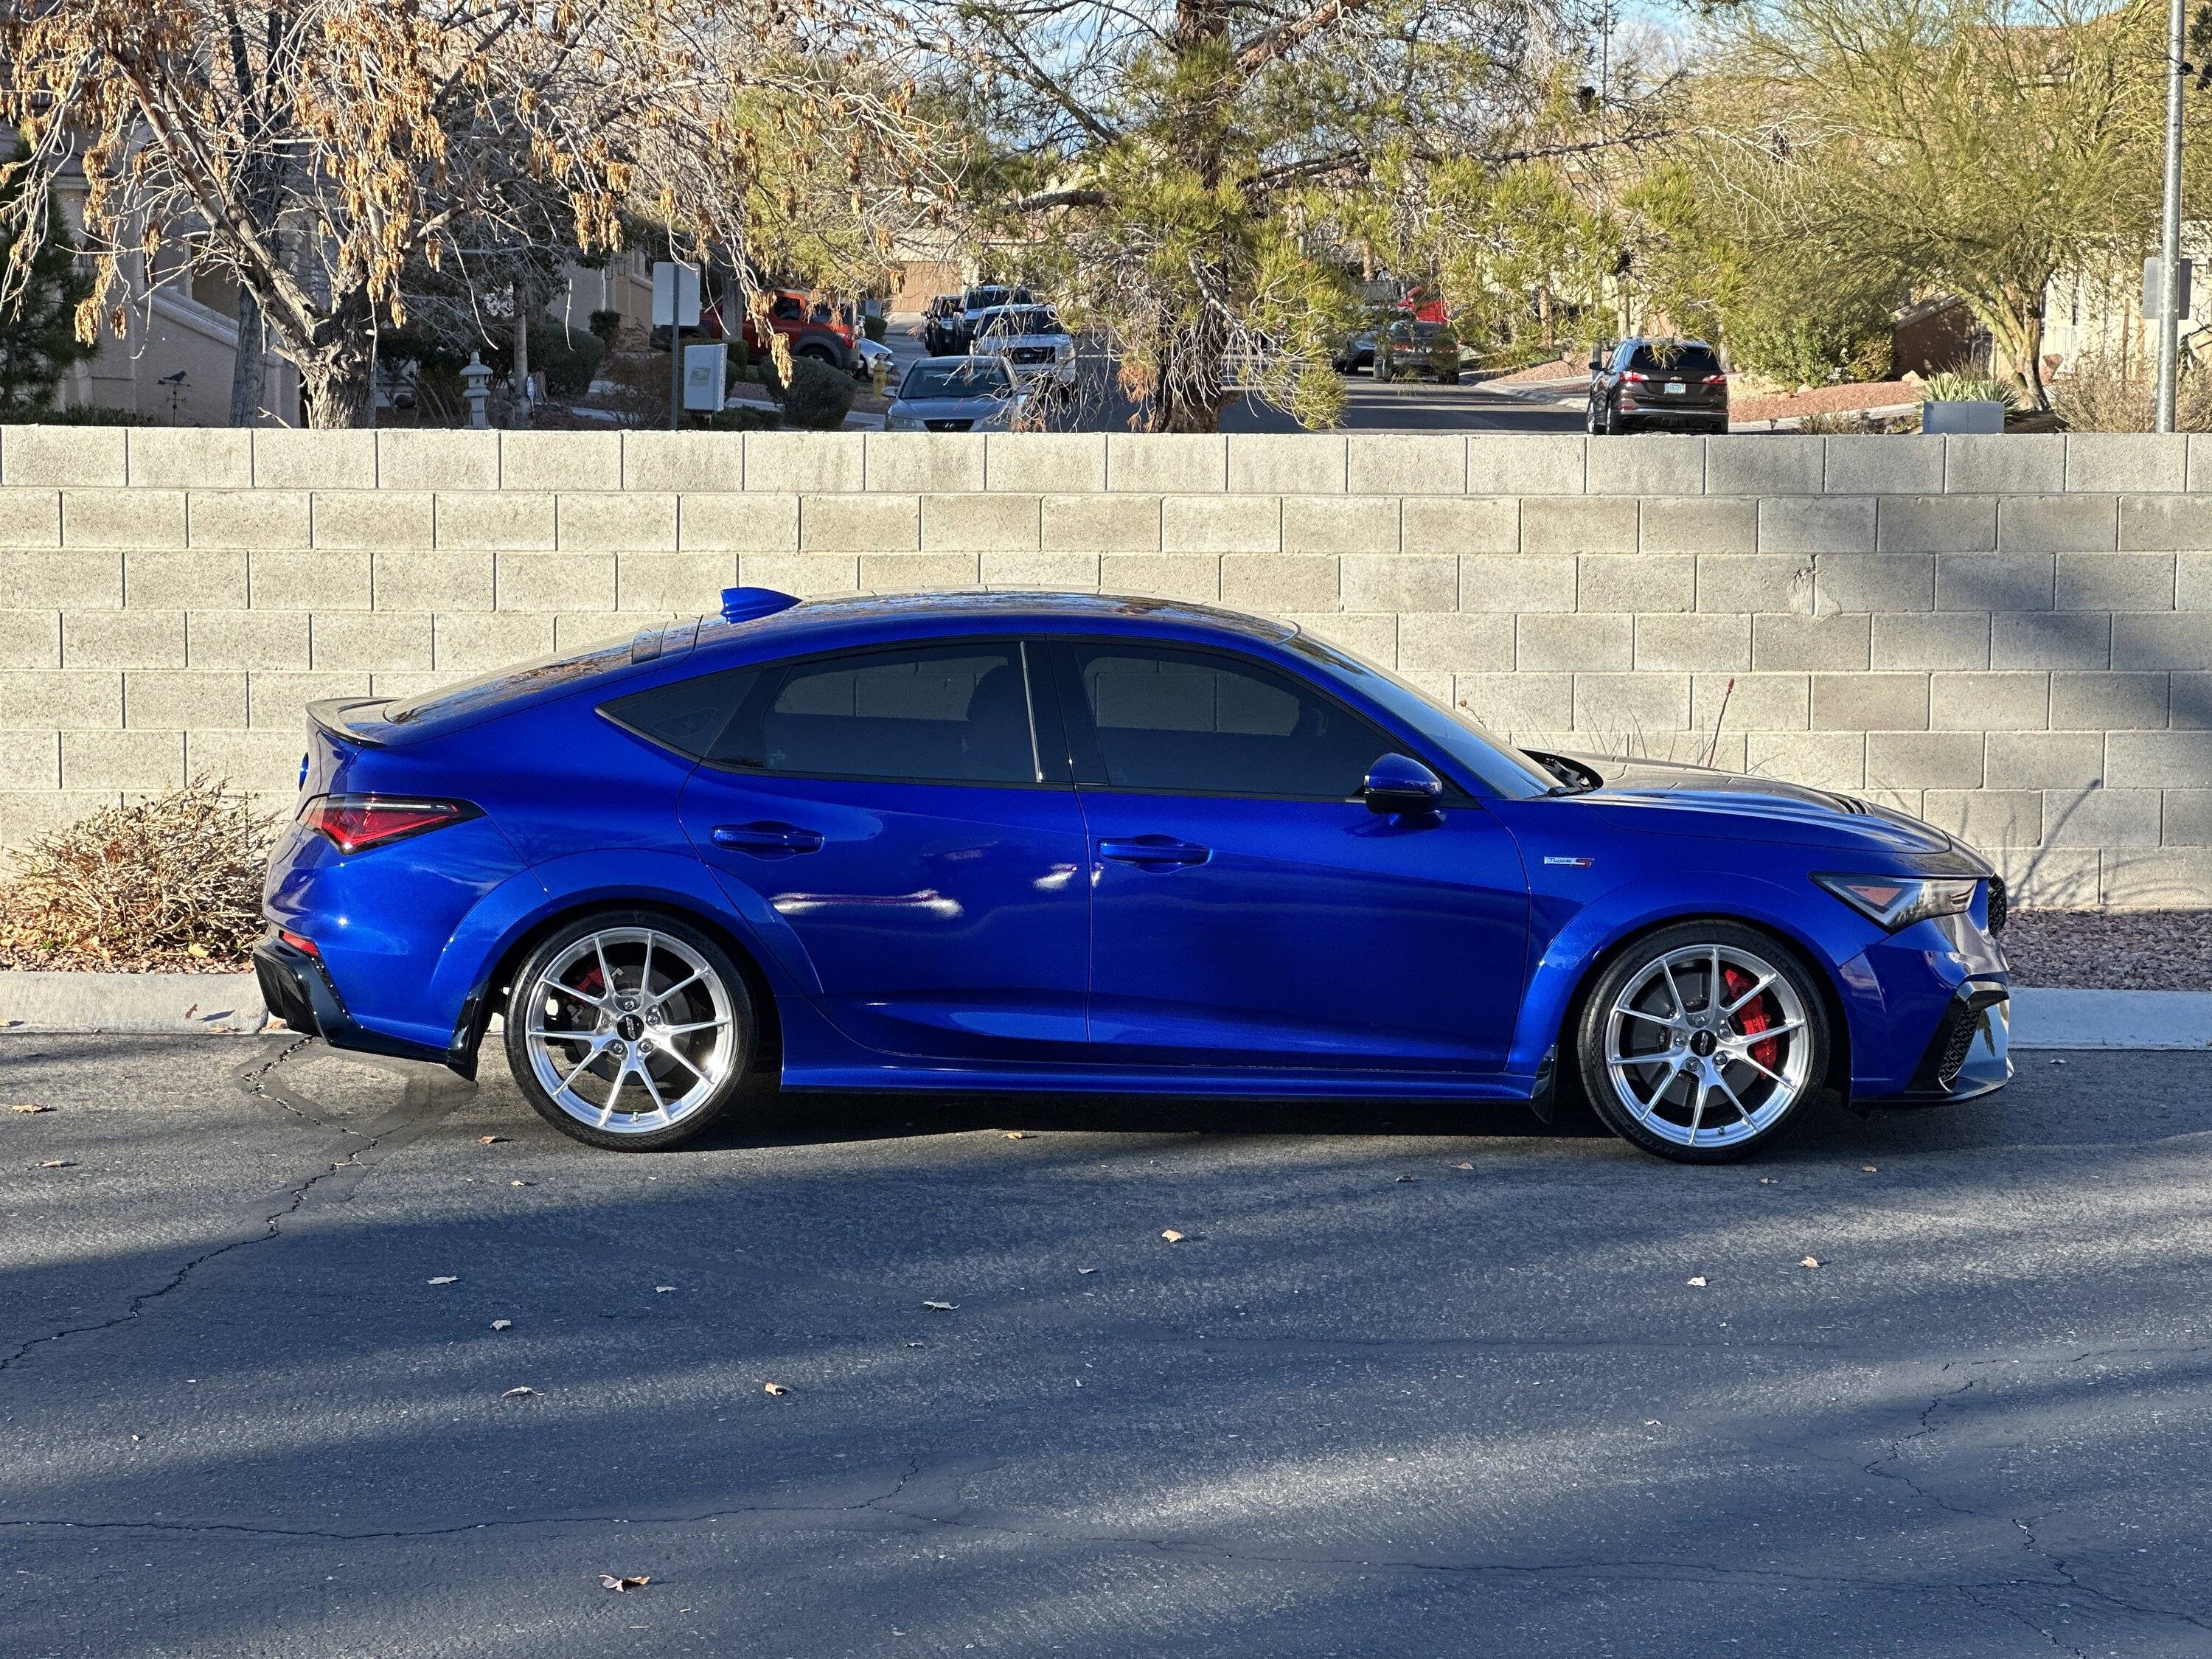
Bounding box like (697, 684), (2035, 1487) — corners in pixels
(0, 146), (97, 414)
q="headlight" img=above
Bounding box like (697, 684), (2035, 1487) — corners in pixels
(887, 413), (925, 432)
(1814, 873), (1978, 931)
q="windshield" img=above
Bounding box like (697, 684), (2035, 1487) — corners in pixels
(900, 361), (1012, 399)
(984, 307), (1061, 335)
(1281, 633), (1560, 799)
(384, 634), (638, 729)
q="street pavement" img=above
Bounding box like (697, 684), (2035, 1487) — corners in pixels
(5, 1035), (2211, 1657)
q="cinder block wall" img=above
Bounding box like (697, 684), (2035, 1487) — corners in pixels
(3, 425), (2209, 908)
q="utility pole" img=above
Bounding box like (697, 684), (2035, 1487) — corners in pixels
(2156, 0), (2187, 433)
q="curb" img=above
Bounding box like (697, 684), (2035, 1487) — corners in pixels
(2007, 987), (2212, 1051)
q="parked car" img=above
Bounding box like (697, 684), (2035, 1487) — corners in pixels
(1587, 337), (1729, 434)
(740, 289), (858, 375)
(851, 335), (896, 386)
(883, 356), (1029, 431)
(971, 303), (1076, 389)
(921, 295), (966, 356)
(1374, 319), (1461, 383)
(1332, 330), (1377, 374)
(958, 282), (1034, 341)
(257, 589), (2013, 1162)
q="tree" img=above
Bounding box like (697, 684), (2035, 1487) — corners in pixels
(0, 142), (95, 413)
(0, 1), (937, 427)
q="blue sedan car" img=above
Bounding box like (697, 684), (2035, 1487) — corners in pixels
(255, 588), (2011, 1162)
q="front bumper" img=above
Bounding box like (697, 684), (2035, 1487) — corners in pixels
(1863, 976), (2011, 1106)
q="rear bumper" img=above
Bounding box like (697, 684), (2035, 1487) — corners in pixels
(252, 936), (457, 1070)
(1618, 406), (1728, 431)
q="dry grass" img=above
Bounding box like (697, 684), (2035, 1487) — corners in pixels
(0, 779), (279, 972)
(2050, 351), (2212, 432)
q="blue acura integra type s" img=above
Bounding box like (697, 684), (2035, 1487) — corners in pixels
(255, 587), (2011, 1163)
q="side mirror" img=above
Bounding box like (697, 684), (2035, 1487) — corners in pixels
(1363, 753), (1446, 817)
(1587, 351), (1604, 372)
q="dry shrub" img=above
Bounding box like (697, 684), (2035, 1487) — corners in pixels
(0, 779), (279, 970)
(2051, 351), (2212, 431)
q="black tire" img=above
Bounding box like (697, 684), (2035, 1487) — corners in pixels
(1585, 398), (1603, 435)
(1376, 357), (1394, 383)
(1603, 397), (1624, 436)
(1573, 919), (1831, 1164)
(503, 908), (760, 1152)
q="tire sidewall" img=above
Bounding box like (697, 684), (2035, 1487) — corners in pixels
(1575, 919), (1830, 1164)
(504, 909), (757, 1152)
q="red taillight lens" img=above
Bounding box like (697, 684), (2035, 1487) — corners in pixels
(1703, 373), (1728, 385)
(1619, 369), (1648, 383)
(301, 795), (478, 855)
(278, 928), (321, 958)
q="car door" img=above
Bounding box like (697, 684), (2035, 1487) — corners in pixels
(1045, 638), (1530, 1072)
(670, 639), (1091, 1062)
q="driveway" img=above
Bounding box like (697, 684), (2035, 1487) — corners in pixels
(4, 1035), (2210, 1657)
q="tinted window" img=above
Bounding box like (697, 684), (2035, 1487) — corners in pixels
(602, 667), (762, 757)
(715, 645), (1039, 784)
(1629, 341), (1721, 375)
(1067, 644), (1392, 798)
(902, 361), (1012, 399)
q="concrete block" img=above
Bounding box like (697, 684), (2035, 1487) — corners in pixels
(1865, 731), (1983, 790)
(2067, 433), (2186, 493)
(799, 494), (920, 553)
(0, 552), (122, 608)
(1454, 672), (1574, 731)
(982, 552), (1103, 591)
(122, 671), (246, 731)
(1107, 434), (1225, 493)
(313, 491), (434, 552)
(1400, 497), (1518, 554)
(1281, 496), (1398, 556)
(2056, 552), (2174, 611)
(1692, 672), (1809, 732)
(378, 431), (499, 492)
(246, 672), (372, 729)
(616, 553), (737, 612)
(0, 609), (59, 668)
(1340, 555), (1456, 613)
(122, 550), (243, 613)
(865, 434), (987, 495)
(1746, 730), (1865, 790)
(1815, 553), (1933, 613)
(745, 432), (865, 493)
(987, 434), (1106, 494)
(1811, 672), (1929, 731)
(2108, 731), (2212, 787)
(1708, 436), (1823, 496)
(2188, 434), (2212, 493)
(248, 550), (372, 612)
(558, 493), (678, 552)
(1997, 494), (2119, 554)
(1466, 435), (1585, 495)
(2117, 495), (2212, 552)
(1397, 613), (1517, 674)
(60, 728), (186, 791)
(501, 431), (625, 493)
(1455, 555), (1575, 613)
(433, 613), (557, 671)
(1876, 495), (1994, 553)
(310, 612), (435, 671)
(1641, 497), (1756, 554)
(1929, 671), (2048, 731)
(1695, 554), (1814, 615)
(2, 425), (126, 486)
(2044, 786), (2162, 847)
(63, 611), (187, 670)
(619, 431), (740, 493)
(63, 490), (187, 549)
(860, 553), (982, 591)
(1585, 436), (1704, 495)
(1580, 553), (1693, 613)
(1824, 435), (1944, 495)
(2101, 846), (2212, 907)
(128, 428), (252, 490)
(1222, 554), (1338, 611)
(185, 728), (309, 793)
(2113, 613), (2212, 671)
(1935, 552), (2053, 612)
(917, 494), (1040, 553)
(1871, 612), (1989, 669)
(1992, 612), (2111, 670)
(0, 672), (122, 729)
(736, 555), (860, 597)
(365, 671), (447, 702)
(2052, 671), (2169, 731)
(1944, 434), (2064, 494)
(1520, 497), (1638, 554)
(187, 490), (310, 551)
(2180, 552), (2212, 608)
(680, 493), (799, 553)
(1750, 613), (1871, 671)
(1921, 790), (2043, 848)
(435, 493), (556, 552)
(1040, 495), (1162, 553)
(254, 431), (375, 490)
(185, 611), (310, 669)
(0, 731), (58, 790)
(2161, 790), (2212, 844)
(0, 490), (60, 549)
(1758, 497), (1876, 554)
(1573, 672), (1691, 734)
(1096, 555), (1221, 603)
(1988, 846), (2100, 907)
(2174, 672), (2212, 727)
(492, 552), (616, 612)
(1517, 613), (1633, 671)
(1348, 434), (1465, 495)
(1634, 613), (1751, 670)
(1229, 434), (1346, 495)
(372, 552), (495, 613)
(1161, 495), (1279, 554)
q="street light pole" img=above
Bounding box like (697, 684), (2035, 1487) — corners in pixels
(2156, 0), (2187, 433)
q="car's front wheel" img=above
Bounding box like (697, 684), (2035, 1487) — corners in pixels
(1575, 922), (1829, 1163)
(504, 911), (759, 1151)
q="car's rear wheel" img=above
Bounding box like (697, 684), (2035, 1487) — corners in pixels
(1575, 922), (1829, 1163)
(504, 911), (757, 1152)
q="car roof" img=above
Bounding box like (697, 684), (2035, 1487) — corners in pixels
(906, 355), (1006, 370)
(692, 589), (1295, 658)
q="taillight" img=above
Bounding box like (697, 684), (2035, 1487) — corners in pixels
(300, 795), (479, 855)
(1619, 369), (1648, 383)
(278, 928), (321, 958)
(1703, 373), (1728, 385)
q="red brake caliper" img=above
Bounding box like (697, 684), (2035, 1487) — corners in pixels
(1721, 966), (1780, 1071)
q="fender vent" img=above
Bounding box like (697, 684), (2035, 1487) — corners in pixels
(1986, 875), (2008, 933)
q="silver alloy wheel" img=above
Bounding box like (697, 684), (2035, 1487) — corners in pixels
(521, 926), (737, 1137)
(1602, 942), (1812, 1150)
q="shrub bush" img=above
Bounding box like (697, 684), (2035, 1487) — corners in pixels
(530, 326), (608, 397)
(863, 313), (888, 343)
(2050, 351), (2212, 431)
(587, 309), (625, 349)
(1425, 326), (1461, 382)
(768, 354), (856, 430)
(0, 779), (278, 970)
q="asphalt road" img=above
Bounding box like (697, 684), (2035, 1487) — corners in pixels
(6, 1036), (2212, 1658)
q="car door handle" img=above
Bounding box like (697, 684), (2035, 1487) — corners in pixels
(712, 821), (824, 856)
(1098, 835), (1211, 870)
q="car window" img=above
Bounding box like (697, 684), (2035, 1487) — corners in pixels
(998, 307), (1060, 334)
(771, 296), (803, 320)
(601, 666), (762, 757)
(901, 361), (1012, 398)
(1630, 342), (1721, 375)
(713, 644), (1040, 785)
(1062, 643), (1393, 798)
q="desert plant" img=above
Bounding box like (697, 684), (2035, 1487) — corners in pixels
(1921, 372), (2017, 406)
(768, 354), (855, 430)
(0, 779), (279, 970)
(2050, 350), (2212, 431)
(1425, 326), (1462, 383)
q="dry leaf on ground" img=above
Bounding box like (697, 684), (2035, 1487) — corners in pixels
(478, 1135), (507, 1145)
(1161, 1229), (1186, 1243)
(10, 1103), (54, 1113)
(490, 1319), (512, 1331)
(427, 1276), (459, 1284)
(1687, 1276), (1708, 1287)
(1077, 1267), (1097, 1275)
(655, 1285), (675, 1293)
(1860, 1165), (1878, 1173)
(501, 1386), (536, 1399)
(1001, 1130), (1027, 1140)
(922, 1299), (958, 1312)
(763, 1382), (790, 1396)
(1453, 1162), (1474, 1170)
(1800, 1256), (1822, 1269)
(36, 1159), (73, 1169)
(597, 1574), (650, 1591)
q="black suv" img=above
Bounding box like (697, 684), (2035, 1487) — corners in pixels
(1587, 338), (1729, 434)
(922, 295), (966, 356)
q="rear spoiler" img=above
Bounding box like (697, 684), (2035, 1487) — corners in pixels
(307, 696), (394, 747)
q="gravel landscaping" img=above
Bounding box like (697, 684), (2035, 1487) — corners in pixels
(2003, 908), (2212, 990)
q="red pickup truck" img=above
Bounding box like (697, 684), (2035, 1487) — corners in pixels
(659, 288), (859, 374)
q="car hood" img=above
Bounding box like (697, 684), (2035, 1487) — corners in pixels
(987, 333), (1071, 350)
(889, 394), (1019, 421)
(1541, 751), (1963, 858)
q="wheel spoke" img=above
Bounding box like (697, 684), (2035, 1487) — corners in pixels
(1687, 1072), (1710, 1141)
(557, 1040), (608, 1098)
(639, 934), (655, 1001)
(658, 1043), (706, 1081)
(1709, 1067), (1752, 1123)
(1708, 946), (1722, 1016)
(653, 968), (706, 1001)
(1725, 1049), (1791, 1090)
(1722, 972), (1776, 1018)
(1658, 959), (1687, 1019)
(1619, 1006), (1682, 1032)
(594, 934), (617, 999)
(656, 1017), (728, 1036)
(547, 981), (608, 1011)
(599, 1060), (629, 1127)
(636, 1058), (669, 1116)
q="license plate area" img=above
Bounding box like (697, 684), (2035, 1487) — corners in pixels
(1665, 380), (1686, 395)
